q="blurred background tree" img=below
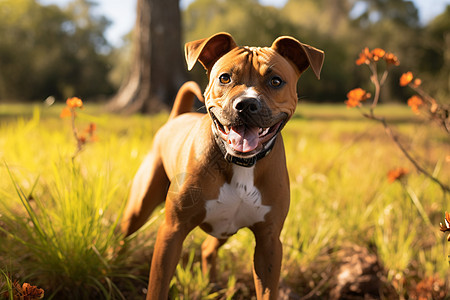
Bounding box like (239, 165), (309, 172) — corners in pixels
(418, 6), (450, 101)
(0, 0), (448, 107)
(185, 0), (449, 103)
(0, 0), (114, 101)
(107, 0), (187, 113)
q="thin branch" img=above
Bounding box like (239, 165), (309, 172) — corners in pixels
(409, 83), (450, 134)
(379, 69), (389, 86)
(70, 108), (83, 162)
(368, 63), (388, 116)
(362, 112), (450, 194)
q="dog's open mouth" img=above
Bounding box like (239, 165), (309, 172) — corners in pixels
(210, 110), (284, 158)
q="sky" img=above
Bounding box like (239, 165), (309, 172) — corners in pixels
(38, 0), (450, 47)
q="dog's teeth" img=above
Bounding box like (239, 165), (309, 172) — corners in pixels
(224, 126), (230, 133)
(259, 127), (270, 136)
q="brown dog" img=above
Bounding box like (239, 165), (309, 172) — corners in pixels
(121, 32), (324, 299)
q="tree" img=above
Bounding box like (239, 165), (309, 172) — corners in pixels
(0, 0), (113, 101)
(351, 0), (419, 28)
(108, 0), (187, 113)
(183, 0), (298, 93)
(0, 0), (114, 101)
(419, 6), (450, 99)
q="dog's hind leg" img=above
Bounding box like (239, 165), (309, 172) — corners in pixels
(201, 235), (227, 283)
(121, 150), (169, 236)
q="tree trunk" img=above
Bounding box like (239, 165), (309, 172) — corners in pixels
(108, 0), (187, 114)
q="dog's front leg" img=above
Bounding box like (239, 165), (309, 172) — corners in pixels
(146, 219), (189, 300)
(251, 225), (283, 300)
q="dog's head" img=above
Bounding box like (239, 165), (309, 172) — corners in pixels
(185, 32), (324, 167)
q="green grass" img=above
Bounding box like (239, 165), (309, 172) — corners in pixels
(0, 269), (13, 300)
(0, 102), (448, 299)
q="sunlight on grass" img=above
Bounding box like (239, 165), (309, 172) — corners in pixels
(1, 160), (132, 298)
(169, 249), (236, 299)
(0, 103), (448, 299)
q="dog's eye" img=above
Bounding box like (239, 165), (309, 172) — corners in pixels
(219, 73), (231, 84)
(269, 76), (283, 88)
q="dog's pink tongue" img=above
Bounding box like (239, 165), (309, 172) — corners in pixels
(227, 125), (259, 153)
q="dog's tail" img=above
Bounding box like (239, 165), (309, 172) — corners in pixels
(169, 81), (204, 120)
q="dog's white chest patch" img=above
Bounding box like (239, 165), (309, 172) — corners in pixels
(202, 165), (271, 239)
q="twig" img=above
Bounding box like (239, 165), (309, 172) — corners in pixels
(362, 112), (450, 194)
(409, 83), (450, 134)
(70, 108), (83, 162)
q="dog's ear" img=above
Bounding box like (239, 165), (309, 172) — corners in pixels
(185, 32), (237, 71)
(271, 37), (324, 79)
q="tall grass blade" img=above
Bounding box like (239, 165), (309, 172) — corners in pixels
(0, 269), (13, 300)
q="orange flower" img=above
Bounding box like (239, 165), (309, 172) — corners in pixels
(78, 135), (87, 145)
(412, 78), (422, 88)
(82, 123), (98, 142)
(60, 107), (72, 118)
(356, 53), (368, 65)
(407, 95), (423, 114)
(440, 211), (450, 241)
(355, 47), (373, 65)
(387, 167), (409, 183)
(356, 47), (399, 66)
(400, 72), (413, 86)
(84, 123), (96, 135)
(384, 52), (400, 66)
(345, 88), (371, 108)
(66, 97), (83, 108)
(371, 48), (385, 61)
(61, 97), (84, 118)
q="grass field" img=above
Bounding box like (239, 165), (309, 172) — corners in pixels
(0, 102), (448, 299)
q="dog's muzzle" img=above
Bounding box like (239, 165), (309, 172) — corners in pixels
(209, 104), (286, 167)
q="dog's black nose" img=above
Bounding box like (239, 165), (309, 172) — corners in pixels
(234, 98), (261, 114)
